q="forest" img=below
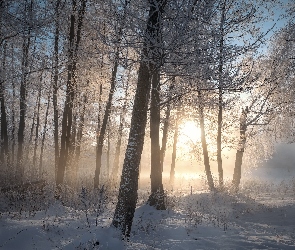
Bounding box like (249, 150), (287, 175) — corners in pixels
(0, 0), (295, 249)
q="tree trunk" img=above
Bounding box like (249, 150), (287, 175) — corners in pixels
(94, 60), (118, 188)
(72, 93), (87, 187)
(217, 87), (223, 187)
(112, 0), (166, 236)
(170, 106), (180, 186)
(11, 48), (16, 167)
(198, 91), (215, 191)
(107, 118), (111, 180)
(39, 93), (50, 178)
(111, 81), (129, 185)
(17, 12), (32, 182)
(232, 107), (248, 191)
(112, 61), (151, 236)
(217, 0), (226, 188)
(69, 113), (77, 159)
(53, 0), (60, 179)
(56, 0), (76, 188)
(94, 0), (129, 188)
(160, 103), (171, 171)
(0, 41), (9, 165)
(56, 0), (86, 189)
(148, 69), (165, 210)
(33, 80), (42, 168)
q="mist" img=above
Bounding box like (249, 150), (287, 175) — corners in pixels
(250, 143), (295, 182)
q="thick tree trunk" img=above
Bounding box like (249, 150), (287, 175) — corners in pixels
(198, 91), (215, 191)
(232, 107), (248, 191)
(112, 0), (166, 236)
(148, 69), (165, 210)
(112, 61), (151, 237)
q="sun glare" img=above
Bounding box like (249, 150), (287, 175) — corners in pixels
(178, 120), (201, 145)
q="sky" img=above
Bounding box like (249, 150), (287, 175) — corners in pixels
(257, 0), (292, 54)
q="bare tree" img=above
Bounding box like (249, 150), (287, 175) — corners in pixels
(112, 0), (167, 236)
(56, 0), (87, 191)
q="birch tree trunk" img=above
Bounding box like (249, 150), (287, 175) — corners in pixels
(232, 107), (249, 191)
(112, 0), (166, 236)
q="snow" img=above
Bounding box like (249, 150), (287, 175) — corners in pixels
(1, 179), (295, 249)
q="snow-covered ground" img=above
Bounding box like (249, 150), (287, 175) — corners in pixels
(0, 179), (295, 250)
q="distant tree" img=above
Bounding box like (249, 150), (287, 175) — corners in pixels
(94, 0), (129, 189)
(56, 0), (87, 192)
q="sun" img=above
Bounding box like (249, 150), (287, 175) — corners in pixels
(178, 120), (201, 145)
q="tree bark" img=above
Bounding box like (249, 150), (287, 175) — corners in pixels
(53, 0), (60, 179)
(39, 93), (50, 178)
(112, 0), (166, 236)
(0, 41), (9, 165)
(106, 117), (111, 179)
(93, 0), (129, 188)
(198, 90), (215, 191)
(148, 69), (165, 210)
(232, 107), (248, 191)
(33, 80), (42, 168)
(56, 0), (86, 189)
(94, 59), (118, 188)
(11, 46), (16, 167)
(17, 1), (32, 181)
(217, 0), (226, 188)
